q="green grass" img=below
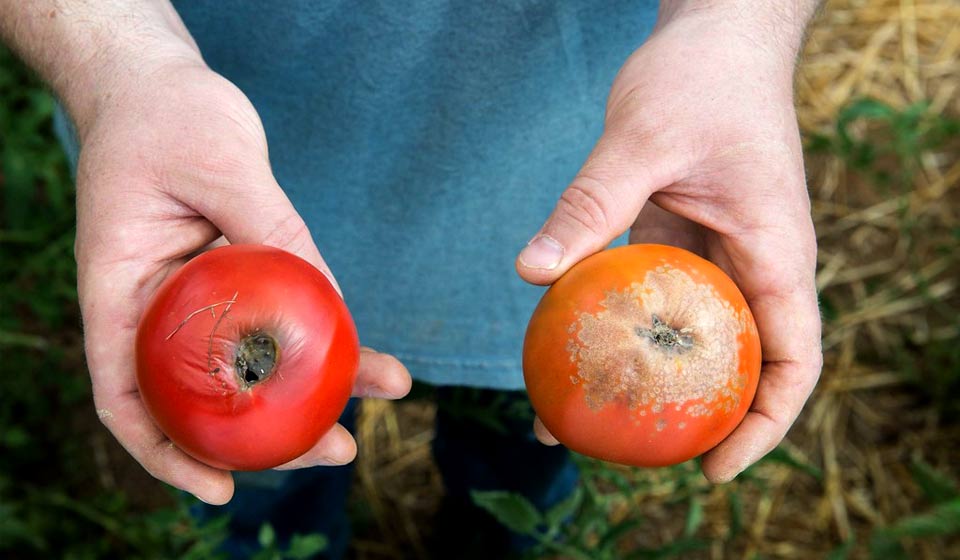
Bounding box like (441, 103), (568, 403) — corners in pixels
(0, 43), (332, 558)
(0, 45), (236, 559)
(805, 97), (960, 194)
(471, 449), (822, 560)
(808, 97), (960, 419)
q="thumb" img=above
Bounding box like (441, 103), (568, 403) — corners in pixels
(516, 133), (665, 285)
(190, 164), (341, 294)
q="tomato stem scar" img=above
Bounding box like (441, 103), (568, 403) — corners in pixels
(635, 314), (694, 352)
(234, 333), (280, 387)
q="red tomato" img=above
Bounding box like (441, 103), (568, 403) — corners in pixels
(136, 244), (358, 471)
(523, 244), (761, 467)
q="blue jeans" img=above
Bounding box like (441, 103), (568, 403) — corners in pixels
(193, 389), (579, 559)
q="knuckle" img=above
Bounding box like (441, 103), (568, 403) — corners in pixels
(260, 213), (313, 255)
(556, 176), (617, 239)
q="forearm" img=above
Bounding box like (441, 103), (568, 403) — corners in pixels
(0, 0), (202, 137)
(657, 1), (822, 61)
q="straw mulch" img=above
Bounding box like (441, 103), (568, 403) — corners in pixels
(351, 1), (960, 558)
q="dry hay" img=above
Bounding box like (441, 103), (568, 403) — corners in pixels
(352, 398), (442, 560)
(350, 1), (960, 558)
(793, 0), (960, 558)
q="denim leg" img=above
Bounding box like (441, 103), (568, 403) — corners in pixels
(431, 387), (579, 558)
(191, 398), (358, 560)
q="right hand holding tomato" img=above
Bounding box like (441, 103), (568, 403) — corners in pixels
(73, 50), (411, 504)
(516, 3), (823, 482)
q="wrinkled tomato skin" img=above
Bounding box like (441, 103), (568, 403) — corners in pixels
(523, 244), (761, 467)
(136, 244), (358, 471)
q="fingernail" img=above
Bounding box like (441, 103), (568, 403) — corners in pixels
(276, 455), (350, 470)
(711, 462), (747, 484)
(717, 471), (741, 484)
(193, 493), (212, 505)
(358, 384), (402, 399)
(533, 417), (560, 446)
(519, 235), (564, 270)
(318, 453), (353, 466)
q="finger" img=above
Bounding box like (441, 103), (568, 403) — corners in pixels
(95, 388), (235, 504)
(701, 353), (820, 482)
(80, 263), (235, 504)
(352, 347), (412, 399)
(533, 416), (560, 446)
(517, 130), (679, 285)
(701, 233), (822, 482)
(273, 423), (358, 470)
(179, 158), (341, 294)
(214, 184), (339, 293)
(198, 234), (229, 253)
(628, 202), (706, 254)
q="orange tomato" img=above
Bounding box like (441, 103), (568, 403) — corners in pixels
(523, 244), (760, 467)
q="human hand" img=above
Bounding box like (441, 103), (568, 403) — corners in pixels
(517, 2), (822, 482)
(74, 52), (411, 504)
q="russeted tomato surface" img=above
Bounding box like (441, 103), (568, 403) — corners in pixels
(523, 244), (761, 467)
(136, 244), (359, 471)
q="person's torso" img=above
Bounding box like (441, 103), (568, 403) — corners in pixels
(172, 0), (659, 388)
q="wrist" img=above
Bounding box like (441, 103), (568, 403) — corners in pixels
(0, 1), (205, 140)
(656, 0), (820, 64)
(64, 35), (205, 141)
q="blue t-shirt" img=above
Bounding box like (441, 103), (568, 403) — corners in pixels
(62, 1), (659, 389)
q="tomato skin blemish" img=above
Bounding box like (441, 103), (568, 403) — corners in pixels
(566, 266), (745, 416)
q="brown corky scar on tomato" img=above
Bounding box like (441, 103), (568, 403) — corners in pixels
(566, 265), (749, 421)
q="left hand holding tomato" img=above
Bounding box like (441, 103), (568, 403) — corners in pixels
(74, 57), (412, 504)
(517, 1), (823, 482)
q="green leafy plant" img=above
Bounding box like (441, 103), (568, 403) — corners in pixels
(0, 45), (218, 559)
(472, 462), (691, 559)
(0, 45), (334, 559)
(252, 523), (328, 560)
(471, 446), (821, 560)
(808, 97), (960, 420)
(893, 333), (960, 419)
(868, 458), (960, 559)
(805, 97), (960, 191)
(472, 481), (707, 560)
(0, 480), (232, 559)
(436, 386), (535, 436)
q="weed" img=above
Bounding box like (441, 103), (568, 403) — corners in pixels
(0, 44), (333, 559)
(864, 459), (960, 559)
(471, 448), (820, 559)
